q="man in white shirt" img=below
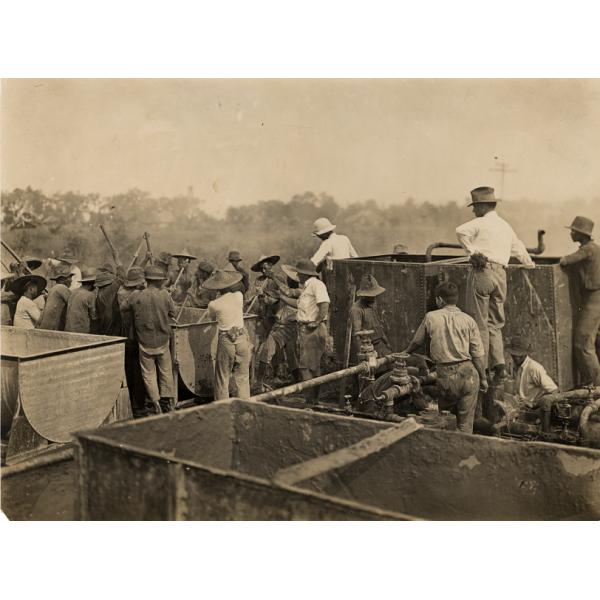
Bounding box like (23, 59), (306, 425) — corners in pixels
(12, 274), (47, 329)
(280, 258), (330, 406)
(204, 269), (251, 400)
(310, 217), (358, 269)
(507, 336), (558, 408)
(455, 186), (534, 381)
(57, 252), (82, 289)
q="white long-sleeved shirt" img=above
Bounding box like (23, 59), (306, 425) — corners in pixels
(515, 355), (558, 407)
(69, 265), (82, 289)
(310, 233), (358, 266)
(455, 211), (534, 267)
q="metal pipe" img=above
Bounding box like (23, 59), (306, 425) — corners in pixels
(1, 447), (74, 479)
(579, 399), (600, 447)
(248, 354), (398, 403)
(425, 242), (463, 262)
(542, 387), (600, 404)
(526, 229), (546, 255)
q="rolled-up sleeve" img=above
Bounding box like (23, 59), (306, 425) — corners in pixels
(469, 321), (485, 358)
(311, 240), (331, 266)
(455, 219), (479, 255)
(510, 231), (534, 266)
(314, 280), (330, 304)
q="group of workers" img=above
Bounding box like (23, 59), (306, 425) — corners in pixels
(1, 185), (598, 434)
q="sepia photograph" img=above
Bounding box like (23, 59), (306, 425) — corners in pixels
(1, 77), (598, 523)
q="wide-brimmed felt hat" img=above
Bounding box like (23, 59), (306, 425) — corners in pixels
(312, 217), (336, 237)
(173, 247), (197, 260)
(95, 271), (116, 288)
(123, 267), (145, 288)
(292, 258), (319, 277)
(356, 274), (386, 298)
(197, 260), (216, 275)
(281, 264), (300, 283)
(80, 268), (97, 283)
(506, 336), (531, 356)
(228, 250), (242, 262)
(144, 265), (166, 281)
(11, 274), (47, 297)
(50, 265), (74, 281)
(203, 269), (243, 290)
(22, 256), (43, 271)
(251, 254), (280, 272)
(468, 186), (501, 207)
(98, 262), (116, 275)
(565, 216), (594, 237)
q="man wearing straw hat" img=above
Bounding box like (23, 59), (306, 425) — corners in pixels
(65, 268), (98, 333)
(38, 265), (73, 331)
(204, 269), (251, 400)
(560, 216), (600, 385)
(310, 217), (358, 269)
(11, 273), (47, 329)
(279, 259), (330, 406)
(455, 186), (534, 381)
(130, 265), (177, 414)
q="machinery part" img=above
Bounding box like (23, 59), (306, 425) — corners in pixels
(248, 354), (399, 403)
(338, 282), (357, 408)
(1, 446), (74, 479)
(579, 399), (600, 448)
(528, 230), (546, 255)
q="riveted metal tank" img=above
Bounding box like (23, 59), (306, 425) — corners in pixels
(329, 255), (580, 390)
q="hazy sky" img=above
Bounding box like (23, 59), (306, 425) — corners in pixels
(2, 79), (599, 212)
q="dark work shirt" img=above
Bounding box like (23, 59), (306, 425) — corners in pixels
(39, 283), (70, 331)
(96, 279), (123, 336)
(131, 286), (176, 349)
(65, 288), (98, 334)
(561, 240), (600, 291)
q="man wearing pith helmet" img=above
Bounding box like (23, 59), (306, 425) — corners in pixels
(560, 216), (600, 385)
(310, 217), (358, 269)
(455, 186), (534, 381)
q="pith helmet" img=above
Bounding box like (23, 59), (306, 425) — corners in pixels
(312, 217), (336, 236)
(123, 267), (145, 288)
(173, 248), (197, 260)
(228, 250), (242, 262)
(203, 269), (243, 290)
(80, 268), (97, 283)
(356, 274), (386, 298)
(251, 254), (280, 272)
(292, 258), (319, 277)
(468, 186), (501, 207)
(566, 216), (594, 237)
(144, 265), (167, 281)
(507, 336), (531, 356)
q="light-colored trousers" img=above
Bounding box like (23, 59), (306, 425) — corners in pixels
(215, 331), (251, 400)
(139, 344), (175, 402)
(465, 264), (507, 369)
(574, 289), (600, 385)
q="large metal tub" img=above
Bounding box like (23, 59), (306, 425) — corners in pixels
(330, 255), (580, 389)
(1, 326), (128, 463)
(172, 307), (259, 400)
(75, 400), (600, 520)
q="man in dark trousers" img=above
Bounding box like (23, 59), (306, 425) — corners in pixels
(405, 281), (488, 433)
(130, 265), (177, 414)
(560, 216), (600, 385)
(38, 265), (73, 331)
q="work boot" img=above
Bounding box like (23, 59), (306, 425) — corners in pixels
(145, 399), (162, 415)
(159, 397), (174, 413)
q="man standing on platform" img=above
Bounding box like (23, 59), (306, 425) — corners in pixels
(455, 186), (534, 381)
(310, 217), (358, 270)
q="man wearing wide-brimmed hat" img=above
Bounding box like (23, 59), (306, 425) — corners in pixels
(11, 273), (47, 329)
(117, 267), (148, 418)
(170, 248), (197, 303)
(506, 335), (557, 408)
(57, 251), (82, 290)
(455, 186), (534, 381)
(65, 267), (98, 333)
(350, 274), (391, 360)
(225, 250), (250, 294)
(38, 265), (73, 331)
(310, 217), (358, 269)
(279, 259), (331, 406)
(130, 265), (177, 414)
(95, 266), (126, 337)
(248, 254), (284, 338)
(204, 269), (251, 400)
(560, 216), (600, 385)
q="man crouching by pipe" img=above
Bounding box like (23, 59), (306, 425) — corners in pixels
(403, 281), (488, 434)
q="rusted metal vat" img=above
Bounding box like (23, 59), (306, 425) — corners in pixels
(329, 255), (580, 390)
(1, 326), (128, 463)
(171, 307), (259, 400)
(75, 400), (600, 520)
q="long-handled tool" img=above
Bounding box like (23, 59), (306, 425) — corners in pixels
(99, 224), (121, 265)
(127, 236), (147, 271)
(144, 232), (154, 265)
(1, 240), (33, 274)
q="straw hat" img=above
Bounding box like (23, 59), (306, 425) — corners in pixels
(123, 267), (145, 288)
(251, 254), (280, 272)
(173, 248), (197, 260)
(281, 264), (300, 283)
(356, 274), (386, 298)
(10, 274), (47, 297)
(565, 216), (594, 237)
(80, 268), (97, 283)
(144, 265), (166, 281)
(291, 259), (319, 277)
(203, 269), (243, 290)
(468, 186), (501, 207)
(312, 217), (336, 237)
